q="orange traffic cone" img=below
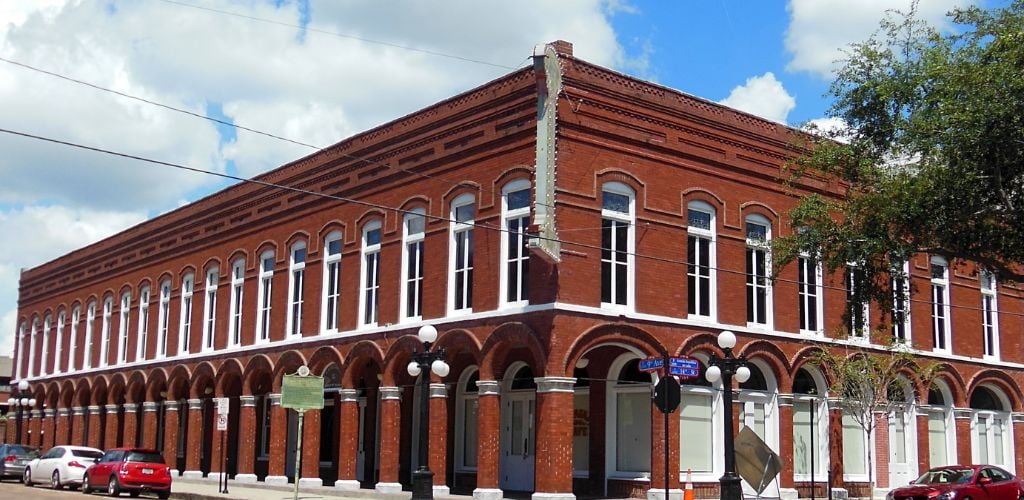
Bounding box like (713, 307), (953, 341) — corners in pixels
(684, 468), (694, 500)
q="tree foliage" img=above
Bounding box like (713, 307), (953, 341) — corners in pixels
(775, 1), (1024, 312)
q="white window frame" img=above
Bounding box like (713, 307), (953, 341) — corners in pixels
(971, 388), (1014, 471)
(737, 362), (780, 464)
(228, 259), (245, 347)
(157, 281), (171, 359)
(40, 314), (51, 375)
(55, 310), (65, 374)
(255, 252), (274, 343)
(28, 317), (38, 377)
(15, 321), (25, 380)
(676, 354), (724, 483)
(605, 354), (654, 479)
(926, 382), (957, 469)
(454, 366), (480, 472)
(359, 221), (382, 328)
(797, 252), (823, 336)
(687, 201), (717, 321)
(981, 269), (1000, 360)
(930, 256), (952, 353)
(449, 195), (476, 314)
(847, 263), (871, 342)
(84, 301), (96, 369)
(178, 274), (194, 356)
(136, 287), (150, 362)
(501, 181), (531, 307)
(321, 232), (342, 333)
(202, 267), (218, 352)
(401, 209), (426, 322)
(840, 407), (872, 482)
(600, 182), (635, 310)
(745, 215), (772, 329)
(100, 296), (113, 367)
(68, 307), (79, 373)
(286, 243), (306, 338)
(792, 396), (829, 482)
(892, 261), (912, 344)
(117, 292), (130, 365)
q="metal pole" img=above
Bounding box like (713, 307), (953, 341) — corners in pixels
(220, 427), (227, 494)
(664, 355), (670, 500)
(412, 351), (434, 500)
(719, 350), (742, 500)
(294, 411), (304, 500)
(810, 400), (815, 500)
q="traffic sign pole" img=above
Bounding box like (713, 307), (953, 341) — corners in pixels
(663, 354), (669, 500)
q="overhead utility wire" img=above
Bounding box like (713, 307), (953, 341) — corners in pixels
(158, 0), (519, 70)
(1, 127), (1016, 320)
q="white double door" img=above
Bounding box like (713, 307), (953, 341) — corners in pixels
(500, 391), (535, 492)
(889, 408), (916, 487)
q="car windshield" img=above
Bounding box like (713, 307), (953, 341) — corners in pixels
(126, 451), (164, 464)
(71, 450), (103, 459)
(915, 469), (975, 485)
(3, 445), (39, 458)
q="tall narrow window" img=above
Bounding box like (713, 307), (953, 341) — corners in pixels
(687, 202), (715, 319)
(402, 210), (426, 321)
(450, 196), (476, 313)
(100, 296), (113, 367)
(157, 281), (170, 358)
(931, 256), (951, 352)
(28, 318), (38, 376)
(68, 307), (79, 372)
(798, 252), (823, 334)
(892, 261), (911, 342)
(202, 267), (218, 351)
(846, 264), (869, 339)
(502, 183), (531, 306)
(255, 252), (274, 342)
(84, 301), (96, 369)
(981, 269), (999, 358)
(601, 183), (634, 308)
(360, 222), (382, 327)
(15, 322), (25, 380)
(40, 315), (51, 375)
(287, 244), (306, 337)
(321, 233), (342, 332)
(745, 216), (771, 327)
(136, 287), (149, 361)
(228, 259), (244, 346)
(116, 292), (130, 364)
(55, 309), (65, 374)
(178, 274), (194, 355)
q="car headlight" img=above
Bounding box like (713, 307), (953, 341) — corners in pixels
(936, 491), (957, 500)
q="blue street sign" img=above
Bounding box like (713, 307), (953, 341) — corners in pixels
(669, 356), (700, 379)
(639, 357), (664, 372)
(669, 366), (700, 377)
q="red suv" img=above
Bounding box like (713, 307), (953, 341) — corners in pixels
(82, 448), (171, 499)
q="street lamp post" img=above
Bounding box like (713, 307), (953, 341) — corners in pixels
(406, 325), (449, 500)
(11, 380), (36, 445)
(705, 330), (751, 500)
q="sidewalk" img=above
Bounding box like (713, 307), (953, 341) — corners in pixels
(169, 478), (472, 500)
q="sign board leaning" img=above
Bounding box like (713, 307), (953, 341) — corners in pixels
(281, 373), (325, 410)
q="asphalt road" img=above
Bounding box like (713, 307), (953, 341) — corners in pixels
(0, 478), (167, 499)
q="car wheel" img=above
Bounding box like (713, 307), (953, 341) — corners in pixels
(107, 475), (121, 497)
(82, 474), (91, 494)
(157, 492), (170, 500)
(51, 470), (62, 490)
(23, 467), (33, 487)
(129, 492), (139, 498)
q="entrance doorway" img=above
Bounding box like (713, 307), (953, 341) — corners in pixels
(500, 364), (535, 492)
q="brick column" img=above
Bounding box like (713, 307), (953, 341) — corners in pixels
(299, 405), (323, 488)
(915, 407), (930, 474)
(56, 408), (71, 445)
(954, 409), (972, 466)
(375, 386), (402, 494)
(42, 408), (55, 449)
(235, 396), (258, 483)
(534, 377), (578, 500)
(71, 407), (86, 445)
(4, 411), (13, 443)
(429, 383), (450, 495)
(874, 412), (889, 489)
(266, 394), (289, 485)
(827, 399), (845, 491)
(777, 395), (795, 491)
(474, 380), (502, 500)
(163, 402), (180, 474)
(122, 403), (139, 448)
(335, 389), (360, 490)
(141, 402), (159, 449)
(87, 406), (102, 449)
(1013, 414), (1024, 477)
(183, 399), (205, 479)
(104, 404), (120, 450)
(29, 409), (41, 447)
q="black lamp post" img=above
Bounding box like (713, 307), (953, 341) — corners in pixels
(12, 380), (36, 445)
(406, 325), (449, 500)
(705, 330), (751, 500)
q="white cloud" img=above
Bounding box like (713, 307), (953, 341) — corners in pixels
(719, 72), (796, 124)
(785, 0), (971, 78)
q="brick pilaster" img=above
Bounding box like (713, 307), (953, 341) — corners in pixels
(42, 409), (55, 449)
(375, 386), (402, 493)
(954, 408), (972, 466)
(184, 399), (204, 476)
(29, 409), (41, 447)
(122, 403), (139, 448)
(827, 400), (844, 488)
(1012, 414), (1024, 477)
(915, 407), (930, 474)
(535, 377), (577, 498)
(429, 383), (450, 493)
(300, 405), (322, 486)
(336, 389), (360, 489)
(71, 407), (86, 445)
(267, 394), (288, 481)
(474, 380), (501, 499)
(163, 401), (180, 472)
(235, 396), (257, 481)
(778, 395), (794, 488)
(141, 402), (159, 449)
(874, 412), (889, 489)
(87, 406), (102, 449)
(56, 408), (71, 445)
(104, 404), (120, 449)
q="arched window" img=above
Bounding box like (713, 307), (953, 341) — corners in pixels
(609, 356), (650, 477)
(28, 317), (39, 376)
(156, 281), (171, 358)
(927, 381), (955, 467)
(84, 301), (96, 369)
(502, 180), (531, 306)
(100, 296), (113, 366)
(321, 232), (342, 332)
(601, 183), (634, 309)
(202, 267), (219, 351)
(69, 306), (80, 372)
(228, 259), (245, 346)
(745, 214), (772, 327)
(287, 243), (306, 337)
(687, 200), (716, 320)
(15, 321), (25, 380)
(255, 252), (274, 342)
(117, 291), (131, 364)
(41, 314), (51, 375)
(55, 309), (65, 374)
(449, 195), (476, 314)
(971, 386), (1012, 470)
(136, 286), (150, 361)
(401, 209), (426, 321)
(792, 368), (828, 481)
(178, 274), (194, 354)
(359, 221), (382, 327)
(931, 256), (952, 352)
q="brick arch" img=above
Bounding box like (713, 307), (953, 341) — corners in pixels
(739, 201), (780, 222)
(146, 368), (169, 401)
(167, 364), (191, 400)
(929, 365), (968, 407)
(226, 249), (248, 268)
(398, 195), (430, 212)
(45, 380), (60, 408)
(217, 359), (245, 397)
(178, 265), (197, 279)
(272, 350), (308, 391)
(787, 346), (836, 390)
(493, 166), (534, 190)
(116, 283), (133, 297)
(340, 340), (385, 387)
(480, 322), (546, 380)
(125, 370), (148, 403)
(382, 335), (428, 386)
(73, 379), (92, 407)
(562, 322), (665, 378)
(967, 370), (1023, 412)
(308, 346), (344, 375)
(595, 168), (644, 197)
(254, 240), (278, 261)
(201, 256), (222, 274)
(736, 339), (792, 391)
(108, 372), (129, 404)
(90, 375), (109, 406)
(317, 221), (347, 248)
(441, 182), (482, 205)
(189, 361), (217, 398)
(243, 355), (274, 395)
(59, 380), (75, 409)
(434, 328), (482, 365)
(136, 278), (153, 291)
(354, 209), (387, 231)
(155, 272), (174, 288)
(679, 331), (727, 358)
(285, 230), (311, 250)
(682, 187), (725, 211)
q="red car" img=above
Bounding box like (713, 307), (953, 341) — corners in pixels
(887, 465), (1024, 500)
(82, 448), (171, 499)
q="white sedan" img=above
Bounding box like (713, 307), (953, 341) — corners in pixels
(22, 445), (104, 490)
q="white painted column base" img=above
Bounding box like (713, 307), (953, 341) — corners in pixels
(233, 473), (258, 483)
(265, 475), (289, 486)
(181, 470), (204, 479)
(646, 488), (683, 500)
(474, 487), (505, 500)
(779, 488), (800, 500)
(434, 485), (451, 496)
(874, 489), (892, 500)
(830, 487), (849, 500)
(335, 479), (361, 490)
(169, 469), (180, 477)
(534, 492), (576, 500)
(298, 478), (323, 488)
(375, 482), (403, 494)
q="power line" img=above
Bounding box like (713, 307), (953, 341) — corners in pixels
(1, 127), (1017, 321)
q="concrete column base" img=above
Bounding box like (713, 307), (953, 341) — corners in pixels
(474, 487), (505, 500)
(375, 482), (403, 494)
(534, 493), (577, 500)
(779, 488), (800, 500)
(335, 479), (361, 490)
(298, 478), (323, 488)
(875, 489), (893, 499)
(233, 473), (258, 483)
(169, 469), (180, 477)
(830, 487), (849, 500)
(646, 488), (683, 500)
(434, 485), (451, 496)
(265, 475), (289, 486)
(181, 470), (204, 479)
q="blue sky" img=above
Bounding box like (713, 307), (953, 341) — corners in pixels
(0, 0), (991, 357)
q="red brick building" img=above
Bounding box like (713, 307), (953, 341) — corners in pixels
(9, 41), (1024, 500)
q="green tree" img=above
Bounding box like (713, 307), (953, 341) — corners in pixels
(775, 1), (1024, 311)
